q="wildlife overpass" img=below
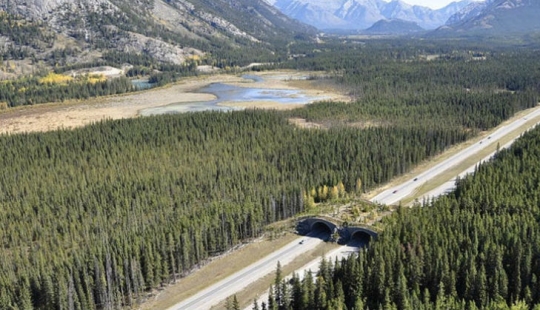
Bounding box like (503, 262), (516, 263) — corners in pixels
(296, 216), (378, 246)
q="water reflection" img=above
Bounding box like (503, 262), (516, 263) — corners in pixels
(139, 75), (327, 116)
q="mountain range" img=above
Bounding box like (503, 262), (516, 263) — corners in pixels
(1, 0), (539, 73)
(441, 0), (540, 35)
(266, 0), (478, 30)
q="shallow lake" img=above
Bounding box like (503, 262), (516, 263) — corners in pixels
(139, 75), (327, 116)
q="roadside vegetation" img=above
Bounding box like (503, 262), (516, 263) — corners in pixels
(265, 125), (540, 310)
(1, 41), (540, 309)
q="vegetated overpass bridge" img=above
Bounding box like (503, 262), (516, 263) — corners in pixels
(296, 216), (379, 246)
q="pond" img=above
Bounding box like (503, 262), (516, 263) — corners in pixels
(139, 75), (327, 116)
(131, 79), (154, 90)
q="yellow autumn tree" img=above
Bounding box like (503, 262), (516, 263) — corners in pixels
(355, 178), (363, 194)
(303, 191), (315, 210)
(337, 181), (346, 198)
(317, 185), (329, 201)
(329, 185), (339, 200)
(310, 187), (317, 199)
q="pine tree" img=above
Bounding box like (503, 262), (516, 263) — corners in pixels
(233, 295), (240, 310)
(253, 299), (260, 310)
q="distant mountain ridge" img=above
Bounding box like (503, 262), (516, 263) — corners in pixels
(440, 0), (540, 35)
(267, 0), (477, 30)
(446, 0), (491, 25)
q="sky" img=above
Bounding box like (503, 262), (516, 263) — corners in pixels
(387, 0), (481, 9)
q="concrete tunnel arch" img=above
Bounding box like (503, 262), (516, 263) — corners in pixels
(348, 227), (378, 247)
(310, 221), (335, 235)
(350, 230), (372, 247)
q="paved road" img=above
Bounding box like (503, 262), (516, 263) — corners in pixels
(170, 106), (540, 310)
(167, 232), (328, 310)
(245, 243), (361, 310)
(419, 138), (517, 201)
(371, 107), (540, 205)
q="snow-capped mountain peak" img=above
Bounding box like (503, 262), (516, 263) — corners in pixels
(271, 0), (476, 30)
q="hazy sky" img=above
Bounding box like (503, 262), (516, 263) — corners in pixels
(392, 0), (479, 9)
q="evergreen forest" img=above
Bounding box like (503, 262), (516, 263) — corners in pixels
(264, 124), (540, 310)
(1, 42), (540, 309)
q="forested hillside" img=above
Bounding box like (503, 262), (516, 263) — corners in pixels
(0, 0), (313, 67)
(1, 43), (539, 309)
(266, 124), (540, 310)
(0, 0), (314, 106)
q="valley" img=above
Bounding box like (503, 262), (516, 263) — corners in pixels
(0, 71), (347, 135)
(1, 1), (540, 310)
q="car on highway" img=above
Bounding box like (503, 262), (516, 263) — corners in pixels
(299, 240), (304, 245)
(413, 178), (418, 181)
(392, 190), (398, 194)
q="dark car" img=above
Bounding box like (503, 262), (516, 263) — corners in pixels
(413, 178), (418, 181)
(392, 190), (398, 194)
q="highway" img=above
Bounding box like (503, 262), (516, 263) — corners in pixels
(167, 233), (327, 310)
(244, 243), (361, 310)
(371, 106), (540, 205)
(169, 106), (540, 310)
(241, 106), (540, 310)
(419, 138), (517, 201)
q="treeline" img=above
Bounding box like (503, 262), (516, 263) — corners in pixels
(0, 75), (135, 107)
(0, 110), (471, 309)
(264, 126), (540, 310)
(282, 44), (540, 129)
(288, 90), (537, 131)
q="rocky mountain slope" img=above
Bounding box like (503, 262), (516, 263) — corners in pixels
(267, 0), (475, 30)
(0, 0), (314, 68)
(440, 0), (540, 35)
(445, 0), (491, 25)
